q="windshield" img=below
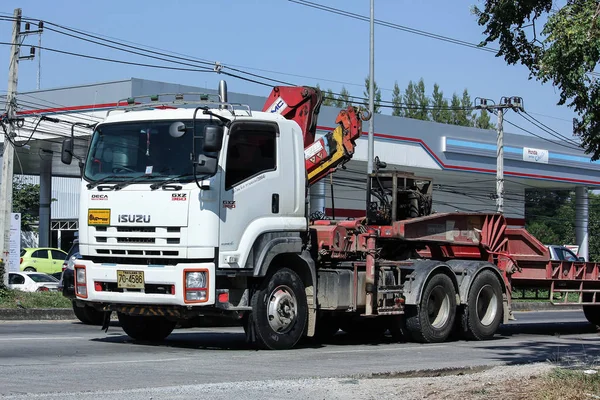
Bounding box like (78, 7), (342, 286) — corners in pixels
(84, 119), (220, 183)
(28, 273), (59, 283)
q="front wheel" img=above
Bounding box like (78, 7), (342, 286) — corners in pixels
(250, 268), (308, 350)
(72, 301), (109, 325)
(405, 273), (457, 343)
(117, 313), (176, 341)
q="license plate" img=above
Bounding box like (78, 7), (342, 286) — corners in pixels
(117, 270), (145, 289)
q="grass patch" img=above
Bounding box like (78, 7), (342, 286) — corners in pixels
(0, 288), (71, 309)
(535, 368), (600, 400)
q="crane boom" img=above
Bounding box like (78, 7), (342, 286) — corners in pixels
(263, 86), (369, 185)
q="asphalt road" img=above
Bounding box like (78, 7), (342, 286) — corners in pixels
(0, 310), (598, 399)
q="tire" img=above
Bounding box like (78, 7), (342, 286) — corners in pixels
(583, 305), (600, 327)
(117, 312), (176, 341)
(72, 302), (93, 324)
(405, 272), (457, 343)
(72, 301), (109, 326)
(462, 270), (503, 340)
(24, 267), (35, 272)
(250, 268), (308, 350)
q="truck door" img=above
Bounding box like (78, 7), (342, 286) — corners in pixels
(218, 121), (279, 268)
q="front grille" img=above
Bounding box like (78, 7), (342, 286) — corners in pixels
(87, 255), (212, 265)
(92, 226), (182, 254)
(95, 248), (179, 257)
(117, 227), (156, 233)
(97, 281), (175, 295)
(117, 237), (156, 244)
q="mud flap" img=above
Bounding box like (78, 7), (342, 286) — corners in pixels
(101, 311), (111, 332)
(306, 285), (316, 337)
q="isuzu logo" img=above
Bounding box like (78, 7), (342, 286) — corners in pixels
(118, 214), (151, 223)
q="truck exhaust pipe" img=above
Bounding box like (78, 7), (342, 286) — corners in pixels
(219, 80), (228, 103)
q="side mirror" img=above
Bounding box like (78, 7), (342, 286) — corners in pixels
(203, 125), (224, 153)
(578, 256), (586, 262)
(195, 155), (218, 175)
(61, 138), (74, 165)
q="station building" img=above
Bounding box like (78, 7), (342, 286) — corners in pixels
(1, 78), (597, 259)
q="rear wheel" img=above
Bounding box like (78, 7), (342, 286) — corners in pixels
(462, 270), (503, 340)
(583, 305), (600, 327)
(250, 268), (308, 350)
(24, 267), (35, 272)
(406, 273), (457, 343)
(117, 313), (176, 341)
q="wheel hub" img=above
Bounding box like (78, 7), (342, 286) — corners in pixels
(267, 285), (297, 333)
(427, 286), (451, 328)
(476, 284), (498, 326)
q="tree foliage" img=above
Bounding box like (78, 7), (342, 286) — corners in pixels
(525, 189), (600, 262)
(335, 86), (351, 108)
(415, 78), (430, 121)
(476, 109), (495, 130)
(363, 76), (382, 114)
(431, 83), (449, 123)
(12, 179), (40, 232)
(474, 0), (600, 158)
(391, 81), (403, 117)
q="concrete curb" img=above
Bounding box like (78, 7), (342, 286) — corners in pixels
(511, 302), (583, 312)
(0, 308), (77, 320)
(0, 302), (583, 321)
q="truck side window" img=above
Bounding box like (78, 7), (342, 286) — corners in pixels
(225, 128), (276, 189)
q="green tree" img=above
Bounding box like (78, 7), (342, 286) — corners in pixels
(475, 109), (494, 130)
(316, 84), (332, 107)
(391, 81), (403, 117)
(430, 83), (448, 123)
(450, 93), (462, 125)
(336, 86), (351, 108)
(474, 1), (593, 156)
(12, 179), (40, 232)
(363, 76), (382, 114)
(461, 89), (475, 127)
(415, 78), (430, 121)
(403, 80), (419, 119)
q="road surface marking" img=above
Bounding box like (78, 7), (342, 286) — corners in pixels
(0, 336), (85, 341)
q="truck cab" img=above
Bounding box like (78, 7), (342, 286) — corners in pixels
(546, 245), (585, 262)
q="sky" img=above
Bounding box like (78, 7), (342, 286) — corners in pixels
(0, 0), (578, 142)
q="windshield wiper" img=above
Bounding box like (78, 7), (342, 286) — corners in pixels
(114, 174), (159, 190)
(87, 175), (123, 189)
(150, 173), (195, 190)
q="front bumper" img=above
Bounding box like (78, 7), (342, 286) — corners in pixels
(75, 260), (215, 306)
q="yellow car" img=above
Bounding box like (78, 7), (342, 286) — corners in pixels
(20, 248), (67, 275)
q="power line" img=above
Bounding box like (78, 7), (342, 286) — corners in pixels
(287, 0), (498, 54)
(0, 42), (216, 73)
(521, 110), (580, 146)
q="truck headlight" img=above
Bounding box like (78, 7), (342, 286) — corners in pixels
(186, 271), (207, 289)
(184, 269), (208, 304)
(76, 267), (86, 284)
(75, 265), (87, 298)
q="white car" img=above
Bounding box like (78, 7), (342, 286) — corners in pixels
(8, 272), (60, 292)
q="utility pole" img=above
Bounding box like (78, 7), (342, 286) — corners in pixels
(475, 96), (524, 214)
(496, 108), (504, 213)
(0, 8), (22, 287)
(367, 0), (375, 174)
(0, 9), (40, 287)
